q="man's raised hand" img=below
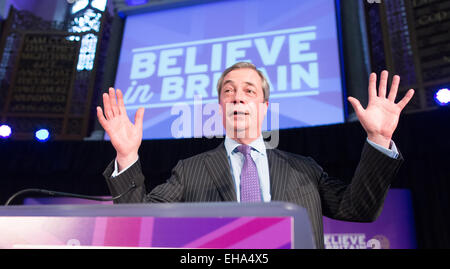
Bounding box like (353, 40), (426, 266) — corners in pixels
(97, 88), (145, 171)
(347, 70), (414, 149)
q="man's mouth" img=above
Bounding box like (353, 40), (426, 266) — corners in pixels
(233, 111), (249, 116)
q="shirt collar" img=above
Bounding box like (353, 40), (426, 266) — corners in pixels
(224, 135), (267, 157)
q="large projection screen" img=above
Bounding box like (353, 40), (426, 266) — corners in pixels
(112, 0), (345, 140)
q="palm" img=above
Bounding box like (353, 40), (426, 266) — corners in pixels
(97, 88), (145, 160)
(348, 71), (414, 148)
(360, 97), (401, 138)
(106, 111), (142, 155)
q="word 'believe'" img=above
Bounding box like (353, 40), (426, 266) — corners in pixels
(125, 27), (319, 106)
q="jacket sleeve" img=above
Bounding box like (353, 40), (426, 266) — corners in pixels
(317, 141), (404, 222)
(103, 159), (185, 204)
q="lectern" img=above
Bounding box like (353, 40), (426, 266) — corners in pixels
(0, 202), (315, 249)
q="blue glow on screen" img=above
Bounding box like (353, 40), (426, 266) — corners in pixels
(112, 0), (344, 140)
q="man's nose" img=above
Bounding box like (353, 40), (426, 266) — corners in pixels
(233, 89), (246, 104)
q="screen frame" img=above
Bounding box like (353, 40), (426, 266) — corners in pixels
(108, 0), (349, 140)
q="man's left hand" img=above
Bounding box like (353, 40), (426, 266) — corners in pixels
(348, 70), (415, 149)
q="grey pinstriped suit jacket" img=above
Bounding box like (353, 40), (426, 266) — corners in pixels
(104, 141), (403, 249)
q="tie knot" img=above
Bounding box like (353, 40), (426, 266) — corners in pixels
(237, 144), (252, 156)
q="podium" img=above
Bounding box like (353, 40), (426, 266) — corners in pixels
(0, 202), (315, 249)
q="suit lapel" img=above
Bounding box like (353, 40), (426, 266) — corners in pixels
(267, 149), (290, 201)
(204, 142), (237, 202)
(203, 144), (291, 202)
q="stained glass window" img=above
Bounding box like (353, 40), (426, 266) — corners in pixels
(68, 0), (107, 71)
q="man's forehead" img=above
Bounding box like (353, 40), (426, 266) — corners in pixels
(223, 79), (257, 87)
(222, 68), (262, 86)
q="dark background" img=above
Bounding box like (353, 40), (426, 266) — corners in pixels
(1, 107), (449, 248)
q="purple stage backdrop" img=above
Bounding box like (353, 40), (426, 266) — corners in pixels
(112, 0), (344, 140)
(323, 189), (417, 249)
(23, 189), (417, 249)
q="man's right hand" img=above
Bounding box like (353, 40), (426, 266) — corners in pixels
(97, 87), (145, 172)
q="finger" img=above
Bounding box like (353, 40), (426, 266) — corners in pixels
(378, 70), (388, 98)
(102, 92), (113, 120)
(96, 106), (109, 131)
(397, 89), (415, 110)
(116, 89), (126, 115)
(134, 107), (145, 130)
(109, 87), (120, 116)
(347, 96), (365, 117)
(387, 75), (400, 102)
(368, 73), (377, 100)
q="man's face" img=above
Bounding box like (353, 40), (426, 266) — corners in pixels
(219, 68), (268, 139)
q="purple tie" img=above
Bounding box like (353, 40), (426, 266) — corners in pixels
(237, 144), (262, 202)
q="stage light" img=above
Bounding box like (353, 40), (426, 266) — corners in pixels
(125, 0), (149, 6)
(435, 88), (450, 106)
(0, 124), (12, 139)
(35, 129), (50, 142)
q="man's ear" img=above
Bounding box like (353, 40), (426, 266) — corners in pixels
(263, 101), (269, 115)
(218, 102), (223, 114)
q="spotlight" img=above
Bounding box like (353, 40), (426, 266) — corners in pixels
(125, 0), (149, 6)
(435, 88), (450, 106)
(35, 128), (50, 142)
(0, 124), (12, 139)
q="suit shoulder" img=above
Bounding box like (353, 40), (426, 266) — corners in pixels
(271, 148), (321, 170)
(179, 144), (224, 164)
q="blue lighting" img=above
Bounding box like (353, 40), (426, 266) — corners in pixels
(0, 124), (12, 139)
(125, 0), (149, 6)
(35, 129), (50, 142)
(435, 88), (450, 106)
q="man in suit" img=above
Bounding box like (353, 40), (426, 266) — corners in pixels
(97, 62), (414, 248)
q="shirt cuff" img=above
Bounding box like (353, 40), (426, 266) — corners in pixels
(366, 138), (399, 159)
(112, 156), (140, 177)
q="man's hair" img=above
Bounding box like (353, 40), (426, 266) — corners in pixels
(216, 62), (270, 102)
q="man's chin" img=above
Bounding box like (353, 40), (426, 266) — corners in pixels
(229, 126), (261, 140)
(232, 121), (248, 133)
(224, 118), (260, 138)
